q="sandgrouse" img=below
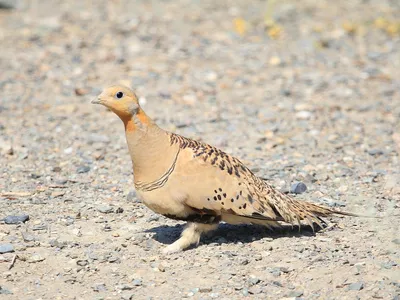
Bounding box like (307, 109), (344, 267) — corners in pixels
(92, 85), (358, 254)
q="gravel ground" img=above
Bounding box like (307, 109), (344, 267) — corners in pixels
(1, 0), (399, 299)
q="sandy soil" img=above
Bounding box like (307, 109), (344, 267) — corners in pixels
(0, 0), (399, 299)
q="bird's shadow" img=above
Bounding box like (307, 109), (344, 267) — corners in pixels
(146, 222), (324, 247)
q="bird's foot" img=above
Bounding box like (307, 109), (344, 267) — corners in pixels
(162, 242), (184, 254)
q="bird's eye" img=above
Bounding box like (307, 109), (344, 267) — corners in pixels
(116, 91), (124, 99)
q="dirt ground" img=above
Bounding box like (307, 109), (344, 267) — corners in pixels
(0, 0), (399, 299)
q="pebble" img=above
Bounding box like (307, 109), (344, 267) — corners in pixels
(348, 282), (364, 291)
(76, 260), (88, 266)
(290, 182), (307, 194)
(132, 279), (142, 286)
(248, 275), (261, 285)
(96, 205), (114, 214)
(320, 198), (346, 207)
(0, 244), (14, 254)
(3, 214), (29, 224)
(127, 190), (140, 203)
(121, 293), (134, 300)
(0, 286), (12, 295)
(288, 291), (304, 297)
(76, 165), (90, 173)
(93, 283), (107, 292)
(28, 254), (45, 263)
(368, 149), (384, 156)
(392, 239), (400, 245)
(295, 111), (312, 120)
(199, 287), (212, 293)
(87, 134), (110, 143)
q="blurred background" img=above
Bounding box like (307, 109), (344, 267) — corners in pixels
(0, 1), (399, 299)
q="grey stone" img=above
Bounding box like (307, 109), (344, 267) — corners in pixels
(0, 0), (19, 9)
(288, 291), (304, 297)
(392, 239), (400, 245)
(248, 276), (261, 285)
(367, 149), (384, 156)
(290, 182), (307, 194)
(87, 134), (110, 143)
(127, 190), (140, 203)
(76, 165), (90, 173)
(93, 283), (107, 292)
(121, 292), (134, 300)
(132, 279), (142, 286)
(3, 214), (29, 224)
(347, 282), (364, 291)
(0, 244), (14, 254)
(76, 260), (88, 266)
(97, 205), (113, 214)
(199, 287), (212, 293)
(0, 286), (12, 295)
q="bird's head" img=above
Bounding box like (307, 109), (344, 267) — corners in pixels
(92, 85), (140, 119)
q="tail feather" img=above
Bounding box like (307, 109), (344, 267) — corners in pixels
(268, 194), (375, 230)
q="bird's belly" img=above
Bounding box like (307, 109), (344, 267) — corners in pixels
(136, 188), (188, 217)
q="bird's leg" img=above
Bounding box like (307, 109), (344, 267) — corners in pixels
(163, 222), (218, 254)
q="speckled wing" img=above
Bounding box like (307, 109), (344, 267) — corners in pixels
(169, 133), (286, 223)
(169, 133), (352, 228)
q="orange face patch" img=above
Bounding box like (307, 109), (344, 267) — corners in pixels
(124, 118), (136, 132)
(137, 109), (150, 125)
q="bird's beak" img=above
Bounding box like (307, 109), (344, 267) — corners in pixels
(91, 97), (102, 104)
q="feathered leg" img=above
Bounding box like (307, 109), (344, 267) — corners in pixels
(163, 222), (218, 254)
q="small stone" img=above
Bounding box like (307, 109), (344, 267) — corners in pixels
(209, 293), (219, 298)
(117, 284), (134, 291)
(199, 287), (212, 293)
(248, 285), (263, 294)
(108, 256), (120, 263)
(93, 283), (107, 292)
(121, 292), (134, 300)
(381, 261), (397, 269)
(64, 147), (73, 154)
(3, 214), (29, 224)
(115, 207), (124, 214)
(295, 111), (312, 120)
(21, 232), (37, 242)
(0, 0), (19, 9)
(290, 182), (307, 194)
(147, 215), (159, 222)
(347, 282), (364, 291)
(204, 71), (217, 82)
(157, 264), (166, 272)
(127, 190), (140, 203)
(248, 276), (261, 285)
(76, 165), (90, 173)
(320, 198), (346, 207)
(392, 239), (400, 245)
(52, 166), (62, 172)
(0, 244), (14, 254)
(288, 291), (304, 297)
(75, 88), (89, 96)
(132, 279), (142, 286)
(51, 191), (65, 198)
(76, 260), (88, 266)
(368, 149), (384, 156)
(0, 286), (12, 295)
(242, 288), (249, 296)
(269, 56), (282, 66)
(28, 253), (45, 263)
(87, 134), (110, 143)
(97, 205), (113, 214)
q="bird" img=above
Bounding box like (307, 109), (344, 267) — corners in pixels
(91, 85), (359, 254)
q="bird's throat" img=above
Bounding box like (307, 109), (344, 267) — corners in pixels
(122, 109), (151, 133)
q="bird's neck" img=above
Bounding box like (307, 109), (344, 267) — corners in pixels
(121, 110), (177, 183)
